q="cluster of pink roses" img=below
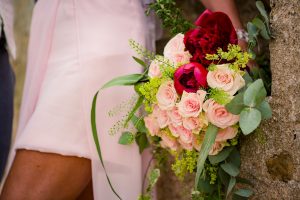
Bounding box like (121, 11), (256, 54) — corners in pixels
(145, 10), (246, 155)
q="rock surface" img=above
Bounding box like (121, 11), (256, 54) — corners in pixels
(156, 0), (300, 199)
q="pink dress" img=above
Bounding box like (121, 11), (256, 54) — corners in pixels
(5, 0), (155, 199)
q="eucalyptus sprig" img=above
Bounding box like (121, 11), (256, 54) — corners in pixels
(146, 0), (193, 35)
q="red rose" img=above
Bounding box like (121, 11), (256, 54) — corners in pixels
(174, 62), (208, 95)
(184, 9), (238, 67)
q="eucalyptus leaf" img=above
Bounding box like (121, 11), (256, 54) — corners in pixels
(132, 56), (147, 68)
(225, 92), (245, 115)
(227, 147), (241, 168)
(247, 22), (259, 38)
(243, 72), (253, 85)
(218, 168), (230, 186)
(257, 100), (272, 120)
(124, 96), (144, 127)
(208, 147), (234, 164)
(234, 189), (254, 197)
(195, 124), (218, 190)
(256, 1), (270, 32)
(197, 177), (216, 194)
(227, 176), (236, 197)
(236, 177), (253, 186)
(221, 162), (240, 177)
(101, 74), (144, 89)
(244, 79), (267, 107)
(135, 132), (150, 153)
(239, 108), (262, 135)
(252, 17), (265, 30)
(118, 132), (135, 145)
(252, 17), (270, 40)
(131, 115), (148, 133)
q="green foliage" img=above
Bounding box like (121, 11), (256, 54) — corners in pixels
(146, 0), (193, 35)
(172, 150), (198, 179)
(135, 132), (150, 153)
(208, 88), (232, 105)
(138, 77), (162, 112)
(221, 163), (240, 177)
(243, 79), (267, 107)
(225, 92), (245, 115)
(118, 131), (135, 145)
(227, 177), (236, 197)
(206, 44), (251, 71)
(101, 74), (144, 89)
(131, 115), (148, 133)
(240, 108), (262, 135)
(247, 1), (271, 54)
(195, 124), (218, 190)
(147, 168), (161, 193)
(124, 96), (144, 127)
(208, 147), (234, 165)
(257, 100), (272, 120)
(132, 56), (147, 68)
(234, 189), (253, 198)
(204, 162), (219, 184)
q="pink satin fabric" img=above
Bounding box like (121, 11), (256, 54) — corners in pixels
(4, 0), (154, 199)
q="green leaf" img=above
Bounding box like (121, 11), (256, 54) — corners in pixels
(236, 177), (253, 186)
(257, 100), (272, 120)
(147, 168), (160, 192)
(256, 1), (270, 24)
(118, 132), (135, 145)
(131, 115), (148, 133)
(195, 124), (218, 190)
(225, 92), (246, 115)
(234, 189), (254, 197)
(208, 147), (234, 164)
(247, 22), (259, 38)
(244, 79), (267, 107)
(243, 72), (253, 85)
(101, 74), (144, 89)
(239, 108), (262, 135)
(132, 56), (147, 68)
(218, 168), (230, 186)
(221, 162), (240, 177)
(252, 17), (270, 40)
(227, 147), (241, 168)
(227, 176), (236, 197)
(197, 177), (216, 194)
(91, 92), (122, 199)
(124, 96), (144, 127)
(135, 132), (150, 153)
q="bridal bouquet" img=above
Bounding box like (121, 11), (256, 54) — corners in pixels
(91, 6), (271, 200)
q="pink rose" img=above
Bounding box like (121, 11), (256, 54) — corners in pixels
(177, 90), (207, 118)
(192, 133), (205, 151)
(178, 138), (194, 151)
(183, 117), (201, 133)
(156, 81), (178, 110)
(144, 114), (160, 136)
(167, 107), (182, 126)
(177, 125), (193, 144)
(152, 105), (170, 128)
(209, 141), (226, 155)
(207, 64), (245, 95)
(164, 33), (192, 66)
(160, 133), (179, 151)
(203, 99), (239, 129)
(216, 126), (238, 142)
(168, 123), (180, 137)
(148, 61), (162, 78)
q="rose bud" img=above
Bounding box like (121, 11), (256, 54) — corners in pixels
(174, 62), (208, 95)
